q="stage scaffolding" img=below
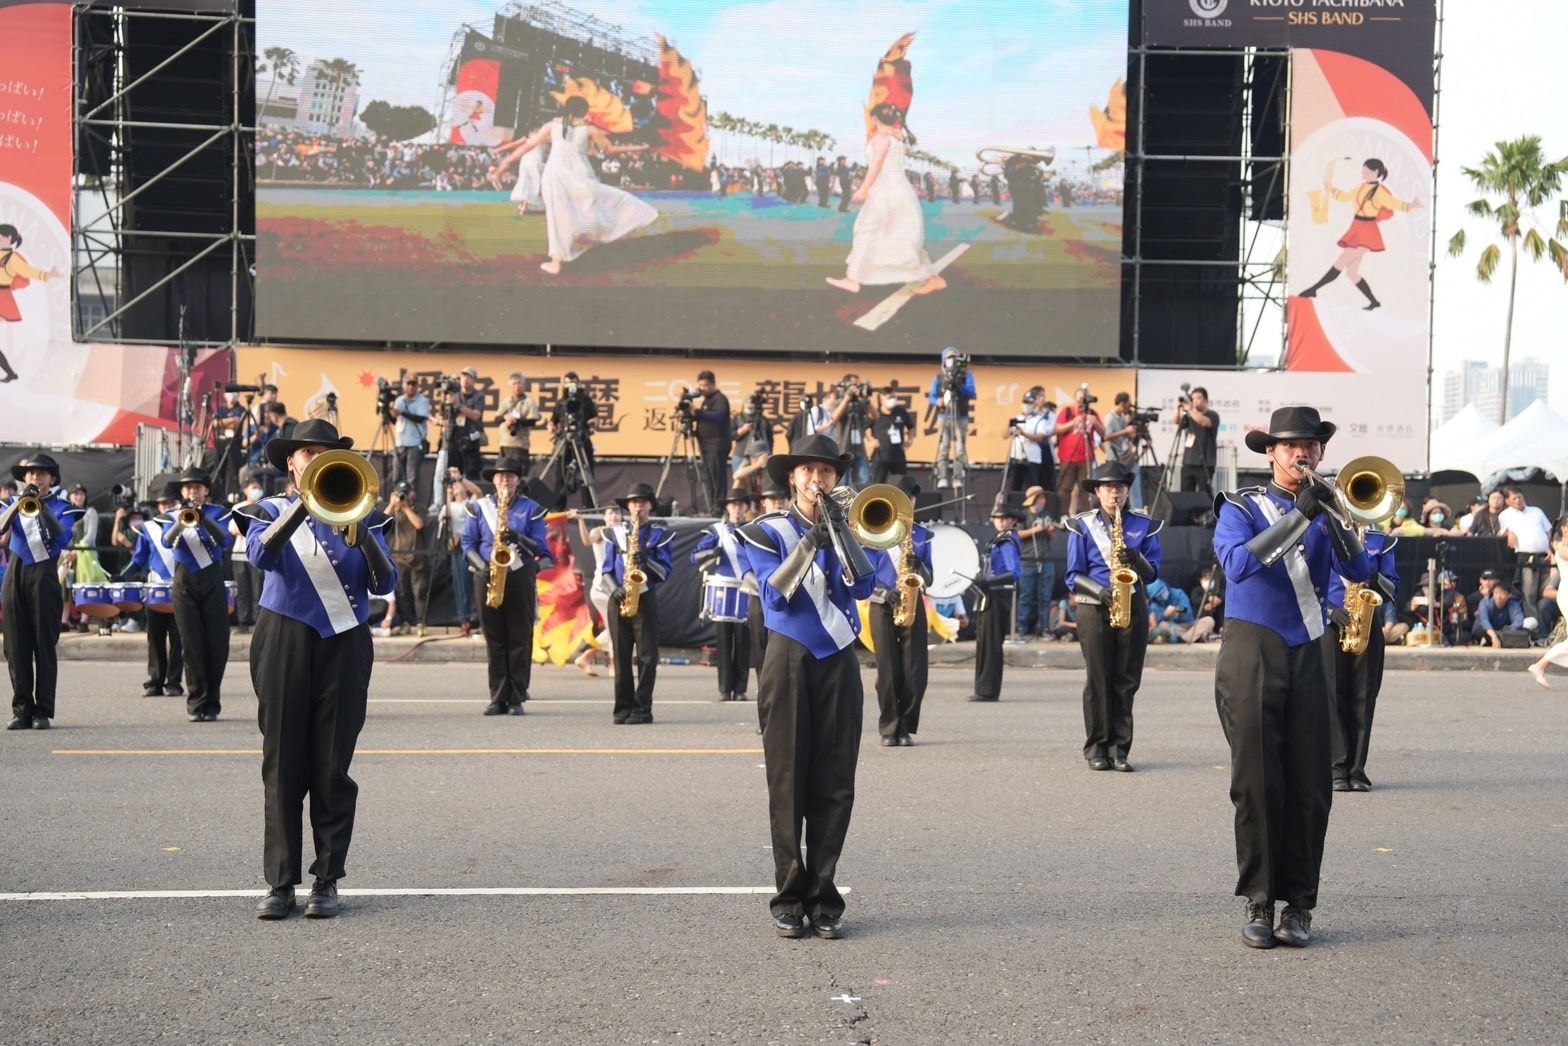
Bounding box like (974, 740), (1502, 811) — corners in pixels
(71, 1), (254, 350)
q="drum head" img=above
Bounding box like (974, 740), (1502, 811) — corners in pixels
(927, 523), (981, 599)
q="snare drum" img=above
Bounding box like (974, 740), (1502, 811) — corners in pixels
(702, 575), (749, 623)
(144, 583), (174, 614)
(225, 580), (238, 615)
(108, 581), (145, 613)
(71, 583), (120, 619)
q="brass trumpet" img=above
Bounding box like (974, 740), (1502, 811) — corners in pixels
(976, 145), (1055, 178)
(177, 502), (203, 528)
(1295, 455), (1405, 528)
(839, 483), (914, 551)
(298, 449), (380, 545)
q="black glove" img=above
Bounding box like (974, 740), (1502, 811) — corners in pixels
(1116, 545), (1157, 583)
(466, 550), (490, 576)
(1294, 482), (1330, 521)
(198, 511), (227, 546)
(359, 532), (395, 592)
(1328, 607), (1352, 630)
(611, 586), (627, 604)
(1325, 515), (1365, 563)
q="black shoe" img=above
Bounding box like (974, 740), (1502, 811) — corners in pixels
(1243, 901), (1276, 949)
(897, 733), (914, 747)
(483, 702), (507, 716)
(612, 714), (630, 724)
(1110, 756), (1133, 772)
(1349, 779), (1371, 793)
(879, 735), (898, 747)
(6, 715), (32, 730)
(304, 879), (339, 919)
(735, 692), (749, 702)
(814, 915), (845, 939)
(188, 713), (204, 723)
(1087, 756), (1110, 771)
(509, 702), (526, 716)
(143, 685), (164, 697)
(626, 712), (652, 725)
(1331, 777), (1352, 792)
(165, 685), (184, 697)
(255, 885), (295, 920)
(966, 694), (997, 702)
(1274, 905), (1312, 947)
(772, 913), (808, 938)
(31, 716), (50, 730)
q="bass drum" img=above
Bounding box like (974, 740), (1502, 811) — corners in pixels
(926, 523), (981, 599)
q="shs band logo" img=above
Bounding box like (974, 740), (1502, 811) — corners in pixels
(1185, 0), (1231, 27)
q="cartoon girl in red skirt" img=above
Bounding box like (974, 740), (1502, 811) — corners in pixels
(1298, 158), (1423, 311)
(0, 223), (62, 384)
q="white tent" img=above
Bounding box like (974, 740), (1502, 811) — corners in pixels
(1429, 402), (1501, 478)
(1478, 399), (1568, 482)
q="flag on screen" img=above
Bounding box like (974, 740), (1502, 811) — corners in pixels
(653, 35), (709, 172)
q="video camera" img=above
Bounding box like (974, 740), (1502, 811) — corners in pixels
(375, 377), (397, 420)
(837, 380), (873, 401)
(1131, 408), (1160, 426)
(675, 385), (696, 415)
(1076, 382), (1098, 406)
(109, 483), (136, 511)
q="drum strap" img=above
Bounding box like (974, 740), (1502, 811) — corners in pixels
(143, 520), (177, 580)
(715, 523), (743, 577)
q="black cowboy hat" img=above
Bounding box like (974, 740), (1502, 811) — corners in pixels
(721, 489), (754, 506)
(1078, 461), (1136, 494)
(990, 495), (1026, 520)
(1244, 405), (1337, 455)
(168, 466), (214, 491)
(10, 453), (61, 483)
(614, 482), (658, 510)
(482, 456), (526, 481)
(765, 433), (851, 487)
(757, 481), (790, 501)
(264, 418), (354, 472)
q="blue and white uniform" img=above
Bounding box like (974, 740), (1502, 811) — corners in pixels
(599, 519), (676, 722)
(693, 519), (752, 700)
(460, 492), (551, 713)
(3, 486), (82, 723)
(866, 524), (933, 742)
(246, 496), (397, 637)
(1324, 529), (1398, 790)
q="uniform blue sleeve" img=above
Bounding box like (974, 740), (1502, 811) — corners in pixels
(844, 557), (876, 601)
(525, 507), (552, 565)
(648, 529), (675, 587)
(52, 503), (83, 557)
(1378, 543), (1399, 589)
(204, 507), (236, 553)
(130, 532), (151, 573)
(247, 500), (285, 572)
(1142, 526), (1163, 579)
(601, 535), (620, 580)
(870, 546), (896, 590)
(1214, 499), (1267, 585)
(1065, 527), (1087, 593)
(917, 530), (934, 572)
(691, 528), (719, 564)
(747, 529), (792, 612)
(999, 536), (1021, 578)
(460, 507), (482, 557)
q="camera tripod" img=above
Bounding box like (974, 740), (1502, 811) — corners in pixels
(934, 413), (970, 522)
(654, 415), (711, 517)
(539, 427), (600, 508)
(369, 409), (398, 490)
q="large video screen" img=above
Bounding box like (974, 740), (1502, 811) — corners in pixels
(256, 1), (1128, 355)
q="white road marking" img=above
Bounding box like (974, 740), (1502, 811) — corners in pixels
(0, 886), (826, 902)
(367, 699), (718, 705)
(851, 243), (970, 332)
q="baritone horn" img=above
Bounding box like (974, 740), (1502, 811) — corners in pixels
(976, 146), (1056, 177)
(298, 449), (380, 545)
(845, 483), (914, 551)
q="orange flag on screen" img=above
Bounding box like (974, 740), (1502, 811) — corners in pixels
(532, 518), (597, 665)
(654, 35), (709, 172)
(868, 33), (915, 114)
(549, 77), (634, 134)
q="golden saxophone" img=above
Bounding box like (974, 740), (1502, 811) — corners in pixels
(1108, 506), (1138, 631)
(1337, 572), (1383, 656)
(485, 483), (515, 609)
(620, 519), (646, 618)
(891, 529), (924, 629)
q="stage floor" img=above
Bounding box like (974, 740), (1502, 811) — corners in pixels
(3, 662), (1563, 1042)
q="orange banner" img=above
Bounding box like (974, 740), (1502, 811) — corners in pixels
(233, 346), (1136, 466)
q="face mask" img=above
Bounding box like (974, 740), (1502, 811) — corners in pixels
(1396, 508), (1409, 519)
(1430, 513), (1445, 524)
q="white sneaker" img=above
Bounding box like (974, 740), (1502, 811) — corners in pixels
(120, 619), (142, 634)
(373, 626), (392, 638)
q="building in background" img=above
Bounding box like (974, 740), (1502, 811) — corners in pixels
(1438, 358), (1550, 426)
(257, 59), (360, 138)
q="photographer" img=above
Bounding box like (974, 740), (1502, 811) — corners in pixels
(1005, 386), (1053, 495)
(389, 376), (430, 490)
(212, 390), (250, 498)
(1053, 384), (1103, 515)
(927, 347), (976, 491)
(438, 468), (483, 635)
(1103, 393), (1144, 509)
(434, 368), (487, 480)
(688, 370), (731, 512)
(384, 482), (430, 636)
(731, 389), (775, 491)
(495, 372), (541, 477)
(1171, 385), (1219, 497)
(870, 392), (915, 484)
(551, 370), (599, 506)
(835, 374), (876, 488)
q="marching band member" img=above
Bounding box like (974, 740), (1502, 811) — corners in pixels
(239, 419), (397, 920)
(462, 457), (551, 717)
(3, 454), (82, 730)
(967, 498), (1022, 702)
(749, 482), (792, 704)
(157, 467), (234, 723)
(736, 434), (876, 939)
(1213, 406), (1372, 950)
(599, 483), (675, 725)
(868, 476), (931, 746)
(1065, 462), (1162, 772)
(692, 490), (754, 702)
(129, 491), (184, 698)
(1324, 529), (1398, 792)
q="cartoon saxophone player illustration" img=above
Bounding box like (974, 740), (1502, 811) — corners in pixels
(1298, 157), (1424, 311)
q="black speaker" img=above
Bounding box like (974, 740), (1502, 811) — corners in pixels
(1166, 491), (1214, 526)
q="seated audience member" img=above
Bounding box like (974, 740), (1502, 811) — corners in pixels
(1473, 580), (1527, 647)
(1181, 565), (1224, 644)
(1147, 578), (1194, 643)
(1466, 569), (1499, 619)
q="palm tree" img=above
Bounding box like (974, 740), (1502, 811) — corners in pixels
(258, 46), (299, 116)
(317, 57), (361, 89)
(1447, 134), (1568, 422)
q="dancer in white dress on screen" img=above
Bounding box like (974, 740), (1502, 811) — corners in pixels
(505, 96), (655, 276)
(1527, 516), (1568, 689)
(826, 103), (946, 298)
(490, 129), (550, 215)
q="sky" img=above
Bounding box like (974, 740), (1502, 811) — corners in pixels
(261, 0), (1128, 170)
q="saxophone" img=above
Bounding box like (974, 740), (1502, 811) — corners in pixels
(485, 484), (515, 609)
(1337, 580), (1383, 655)
(1107, 506), (1138, 631)
(891, 530), (924, 629)
(620, 519), (647, 618)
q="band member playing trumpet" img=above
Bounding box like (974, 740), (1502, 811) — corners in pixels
(1324, 528), (1398, 792)
(1213, 406), (1373, 950)
(600, 483), (675, 725)
(1065, 462), (1163, 772)
(967, 498), (1022, 703)
(462, 457), (551, 717)
(692, 490), (754, 702)
(129, 491), (184, 698)
(748, 483), (791, 717)
(736, 434), (877, 939)
(239, 419), (398, 921)
(2, 454), (82, 730)
(868, 475), (931, 746)
(156, 467), (235, 723)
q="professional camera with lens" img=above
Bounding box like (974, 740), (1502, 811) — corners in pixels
(675, 386), (696, 415)
(375, 377), (397, 419)
(110, 483), (136, 511)
(1132, 408), (1160, 425)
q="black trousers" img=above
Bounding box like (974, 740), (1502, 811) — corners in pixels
(395, 553), (432, 627)
(1214, 619), (1333, 910)
(749, 596), (768, 730)
(871, 448), (907, 485)
(869, 599), (928, 737)
(973, 585), (1013, 699)
(610, 588), (659, 719)
(234, 559), (262, 628)
(145, 610), (184, 690)
(172, 564), (230, 717)
(759, 636), (862, 920)
(4, 561), (64, 719)
(1324, 627), (1384, 786)
(1076, 593), (1149, 759)
(1006, 459), (1043, 494)
(479, 566), (537, 708)
(714, 619), (751, 697)
(1180, 464), (1214, 497)
(698, 446), (728, 513)
(251, 610), (373, 888)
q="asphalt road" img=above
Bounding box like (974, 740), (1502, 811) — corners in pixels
(2, 661), (1563, 1044)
